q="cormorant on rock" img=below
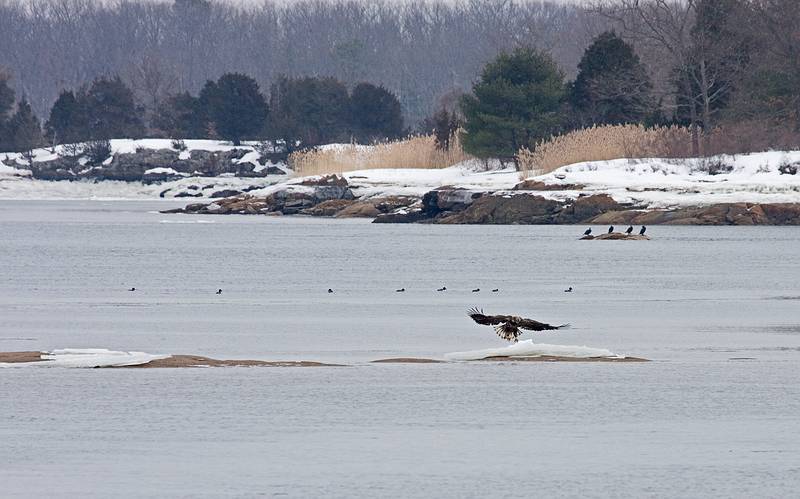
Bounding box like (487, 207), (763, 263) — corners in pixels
(396, 288), (405, 292)
(328, 288), (334, 293)
(583, 228), (592, 236)
(608, 225), (614, 234)
(437, 286), (447, 292)
(639, 226), (647, 235)
(128, 287), (136, 292)
(492, 288), (499, 292)
(216, 289), (222, 295)
(472, 288), (480, 293)
(564, 287), (573, 292)
(626, 225), (633, 235)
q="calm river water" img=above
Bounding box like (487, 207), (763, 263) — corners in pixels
(1, 201), (799, 498)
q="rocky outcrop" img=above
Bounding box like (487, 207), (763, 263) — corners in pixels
(301, 199), (356, 216)
(334, 201), (381, 218)
(556, 194), (625, 224)
(168, 176), (800, 225)
(437, 194), (563, 224)
(167, 176), (357, 215)
(589, 203), (800, 225)
(373, 207), (429, 223)
(513, 180), (584, 191)
(210, 189), (242, 198)
(26, 147), (285, 182)
(26, 157), (79, 180)
(581, 233), (650, 240)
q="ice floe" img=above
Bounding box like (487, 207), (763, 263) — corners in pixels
(0, 348), (170, 368)
(444, 340), (621, 361)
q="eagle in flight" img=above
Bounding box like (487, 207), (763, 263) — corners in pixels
(467, 307), (570, 342)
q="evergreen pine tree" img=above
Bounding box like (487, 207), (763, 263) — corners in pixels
(267, 76), (350, 149)
(570, 31), (653, 126)
(45, 90), (86, 145)
(153, 91), (207, 139)
(84, 76), (145, 140)
(460, 47), (565, 163)
(0, 75), (16, 151)
(349, 83), (403, 143)
(203, 73), (267, 145)
(8, 97), (43, 155)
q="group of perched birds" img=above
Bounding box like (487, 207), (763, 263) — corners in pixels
(584, 225), (647, 236)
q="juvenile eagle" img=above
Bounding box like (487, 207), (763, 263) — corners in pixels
(467, 307), (570, 342)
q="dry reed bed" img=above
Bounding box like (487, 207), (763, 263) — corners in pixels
(518, 124), (692, 178)
(289, 134), (471, 176)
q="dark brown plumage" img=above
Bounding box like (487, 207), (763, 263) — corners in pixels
(467, 307), (570, 342)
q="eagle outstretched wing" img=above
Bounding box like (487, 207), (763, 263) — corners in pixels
(468, 308), (570, 343)
(517, 318), (570, 331)
(467, 307), (511, 326)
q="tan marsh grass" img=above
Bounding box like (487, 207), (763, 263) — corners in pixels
(289, 134), (471, 176)
(517, 124), (693, 178)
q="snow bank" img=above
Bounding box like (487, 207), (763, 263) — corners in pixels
(535, 151), (800, 208)
(144, 167), (187, 176)
(444, 340), (621, 361)
(0, 348), (170, 368)
(4, 141), (800, 207)
(0, 175), (284, 200)
(324, 150), (800, 208)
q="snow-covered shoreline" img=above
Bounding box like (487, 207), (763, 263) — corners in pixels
(4, 140), (800, 214)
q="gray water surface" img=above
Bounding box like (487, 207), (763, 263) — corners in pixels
(1, 201), (799, 498)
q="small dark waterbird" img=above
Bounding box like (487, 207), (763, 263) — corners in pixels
(472, 288), (480, 293)
(396, 288), (405, 292)
(639, 225), (647, 235)
(492, 289), (499, 293)
(583, 228), (592, 236)
(216, 289), (222, 295)
(608, 225), (614, 234)
(437, 286), (447, 292)
(626, 225), (633, 235)
(128, 287), (136, 292)
(328, 288), (334, 293)
(565, 287), (573, 293)
(468, 308), (570, 343)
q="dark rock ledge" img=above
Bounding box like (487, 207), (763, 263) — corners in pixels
(164, 174), (800, 225)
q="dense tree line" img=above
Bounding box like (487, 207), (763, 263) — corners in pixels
(0, 0), (598, 126)
(459, 0), (800, 161)
(2, 0), (799, 162)
(31, 72), (404, 150)
(0, 74), (42, 156)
